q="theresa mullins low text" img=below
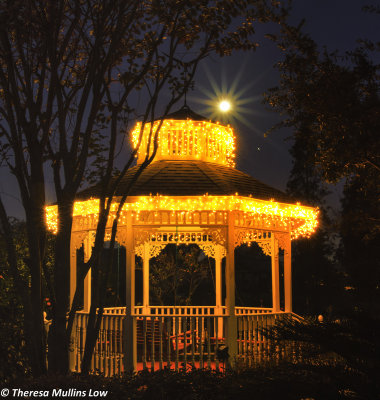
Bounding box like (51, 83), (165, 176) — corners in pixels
(11, 388), (108, 397)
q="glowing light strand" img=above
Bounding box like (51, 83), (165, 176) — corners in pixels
(131, 119), (236, 167)
(45, 195), (318, 239)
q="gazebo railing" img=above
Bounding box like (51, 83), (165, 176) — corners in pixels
(235, 307), (273, 315)
(133, 305), (227, 316)
(103, 307), (127, 315)
(72, 307), (297, 375)
(236, 312), (299, 367)
(73, 311), (124, 376)
(104, 305), (273, 316)
(136, 314), (227, 371)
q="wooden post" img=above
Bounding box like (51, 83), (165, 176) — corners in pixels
(226, 211), (237, 366)
(83, 232), (92, 312)
(271, 234), (280, 312)
(215, 245), (223, 337)
(123, 212), (137, 372)
(69, 233), (77, 372)
(143, 243), (150, 314)
(215, 246), (222, 309)
(69, 234), (77, 309)
(284, 233), (292, 313)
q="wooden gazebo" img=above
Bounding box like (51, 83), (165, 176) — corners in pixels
(46, 106), (318, 375)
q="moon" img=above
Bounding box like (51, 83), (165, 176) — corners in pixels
(219, 100), (231, 112)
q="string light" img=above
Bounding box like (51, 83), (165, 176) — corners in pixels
(45, 195), (318, 239)
(131, 119), (236, 167)
(45, 116), (319, 241)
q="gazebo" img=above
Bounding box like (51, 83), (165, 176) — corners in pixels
(46, 106), (318, 375)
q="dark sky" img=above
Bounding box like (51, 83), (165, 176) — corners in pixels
(190, 1), (378, 207)
(0, 1), (378, 219)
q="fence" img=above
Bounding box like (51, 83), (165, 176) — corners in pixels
(72, 308), (297, 375)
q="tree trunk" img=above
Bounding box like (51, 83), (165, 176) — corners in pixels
(48, 197), (73, 374)
(23, 155), (47, 376)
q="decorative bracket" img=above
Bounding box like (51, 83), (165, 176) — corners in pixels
(256, 240), (272, 256)
(274, 232), (291, 255)
(202, 228), (227, 247)
(198, 243), (226, 259)
(135, 242), (167, 259)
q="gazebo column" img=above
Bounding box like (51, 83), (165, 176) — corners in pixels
(214, 245), (223, 337)
(215, 246), (223, 310)
(82, 233), (92, 312)
(284, 234), (292, 313)
(143, 243), (150, 314)
(123, 212), (137, 372)
(69, 233), (77, 372)
(271, 234), (280, 312)
(226, 211), (237, 365)
(69, 235), (77, 309)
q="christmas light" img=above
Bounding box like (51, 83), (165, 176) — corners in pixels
(45, 117), (319, 241)
(45, 195), (318, 239)
(131, 119), (236, 167)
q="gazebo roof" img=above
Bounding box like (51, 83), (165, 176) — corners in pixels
(160, 105), (209, 122)
(77, 159), (294, 204)
(45, 106), (318, 238)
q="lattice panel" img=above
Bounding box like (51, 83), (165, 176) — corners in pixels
(234, 228), (272, 248)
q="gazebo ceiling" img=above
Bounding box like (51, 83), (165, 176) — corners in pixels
(76, 159), (295, 204)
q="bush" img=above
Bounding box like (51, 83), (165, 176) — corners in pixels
(10, 365), (358, 400)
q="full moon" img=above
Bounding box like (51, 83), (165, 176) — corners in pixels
(219, 100), (231, 112)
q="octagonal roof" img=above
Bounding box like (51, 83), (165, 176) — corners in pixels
(77, 159), (294, 204)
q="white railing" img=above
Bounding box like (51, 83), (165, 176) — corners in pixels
(133, 305), (227, 316)
(73, 311), (124, 376)
(235, 307), (273, 315)
(103, 307), (126, 315)
(72, 307), (301, 375)
(136, 315), (226, 371)
(236, 312), (301, 367)
(105, 306), (274, 316)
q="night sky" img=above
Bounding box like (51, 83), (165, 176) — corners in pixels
(0, 1), (378, 218)
(192, 1), (378, 208)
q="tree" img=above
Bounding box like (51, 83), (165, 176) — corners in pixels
(0, 219), (30, 382)
(264, 10), (380, 313)
(0, 0), (290, 375)
(264, 311), (380, 399)
(265, 21), (380, 184)
(285, 127), (343, 316)
(149, 245), (211, 306)
(340, 168), (380, 311)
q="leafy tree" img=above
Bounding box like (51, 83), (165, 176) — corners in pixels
(0, 218), (56, 379)
(0, 219), (30, 382)
(265, 21), (380, 184)
(340, 169), (380, 311)
(265, 312), (380, 399)
(149, 244), (211, 306)
(235, 243), (272, 308)
(285, 127), (343, 316)
(265, 9), (380, 313)
(0, 0), (290, 375)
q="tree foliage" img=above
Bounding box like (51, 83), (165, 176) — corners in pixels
(264, 312), (380, 399)
(265, 9), (380, 312)
(149, 244), (212, 306)
(265, 22), (380, 183)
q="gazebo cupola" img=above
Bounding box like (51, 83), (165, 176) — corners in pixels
(45, 105), (319, 374)
(132, 105), (236, 167)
